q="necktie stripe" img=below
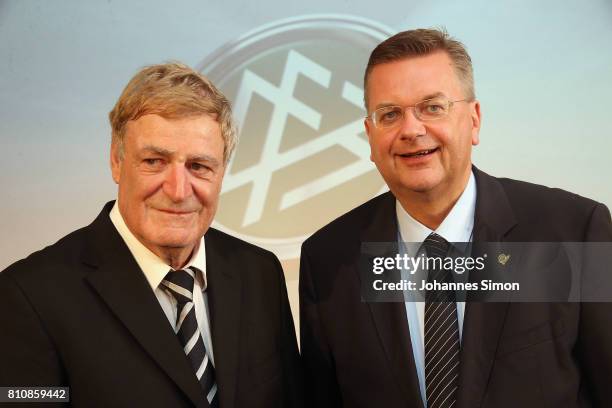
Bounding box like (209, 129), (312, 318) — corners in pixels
(428, 247), (447, 257)
(427, 359), (459, 388)
(200, 362), (216, 390)
(178, 310), (199, 340)
(183, 267), (196, 279)
(424, 303), (453, 339)
(207, 383), (218, 403)
(425, 339), (457, 373)
(186, 337), (207, 371)
(424, 233), (460, 408)
(161, 269), (217, 403)
(176, 302), (193, 332)
(162, 281), (193, 302)
(427, 362), (458, 396)
(426, 347), (459, 381)
(196, 354), (209, 379)
(184, 330), (200, 355)
(438, 389), (458, 408)
(425, 322), (458, 358)
(425, 315), (457, 352)
(424, 305), (454, 342)
(432, 329), (459, 362)
(429, 268), (451, 282)
(165, 269), (195, 289)
(424, 302), (445, 326)
(429, 380), (458, 407)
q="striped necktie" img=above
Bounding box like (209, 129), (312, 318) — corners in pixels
(423, 233), (460, 408)
(162, 267), (219, 407)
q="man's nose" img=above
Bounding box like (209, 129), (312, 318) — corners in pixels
(398, 107), (426, 140)
(163, 164), (192, 202)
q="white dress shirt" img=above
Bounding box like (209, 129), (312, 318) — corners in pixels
(109, 202), (215, 366)
(396, 171), (476, 406)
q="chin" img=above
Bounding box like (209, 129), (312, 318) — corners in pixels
(149, 230), (200, 249)
(397, 175), (442, 194)
(404, 184), (434, 193)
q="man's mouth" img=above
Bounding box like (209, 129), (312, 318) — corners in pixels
(157, 209), (195, 215)
(399, 147), (439, 158)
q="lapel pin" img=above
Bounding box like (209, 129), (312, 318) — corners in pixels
(497, 253), (510, 266)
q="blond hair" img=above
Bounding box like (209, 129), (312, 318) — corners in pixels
(109, 62), (237, 164)
(364, 28), (475, 109)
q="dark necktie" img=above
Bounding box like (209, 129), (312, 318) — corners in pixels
(423, 233), (460, 408)
(162, 267), (219, 407)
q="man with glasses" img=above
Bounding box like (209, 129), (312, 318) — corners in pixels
(300, 28), (612, 407)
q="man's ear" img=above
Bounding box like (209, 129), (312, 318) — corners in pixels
(364, 118), (374, 162)
(110, 142), (122, 184)
(471, 100), (482, 146)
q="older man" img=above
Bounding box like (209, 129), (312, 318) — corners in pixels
(300, 29), (612, 407)
(0, 63), (302, 408)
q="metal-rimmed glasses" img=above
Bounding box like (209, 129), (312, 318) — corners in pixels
(367, 96), (470, 129)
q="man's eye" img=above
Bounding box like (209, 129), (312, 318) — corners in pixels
(378, 108), (401, 123)
(143, 158), (163, 167)
(422, 102), (447, 115)
(189, 162), (211, 174)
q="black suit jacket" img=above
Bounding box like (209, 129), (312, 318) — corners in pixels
(300, 167), (612, 407)
(0, 202), (303, 408)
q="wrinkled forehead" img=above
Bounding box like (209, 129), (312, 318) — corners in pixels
(123, 114), (224, 156)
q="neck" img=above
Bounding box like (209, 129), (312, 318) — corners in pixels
(397, 169), (471, 230)
(155, 244), (197, 270)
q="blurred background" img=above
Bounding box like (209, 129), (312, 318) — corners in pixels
(1, 0), (611, 324)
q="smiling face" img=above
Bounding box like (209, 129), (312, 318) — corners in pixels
(365, 51), (481, 203)
(111, 114), (225, 260)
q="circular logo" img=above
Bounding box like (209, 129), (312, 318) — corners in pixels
(198, 15), (393, 259)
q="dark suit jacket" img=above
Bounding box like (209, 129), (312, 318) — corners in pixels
(300, 167), (612, 407)
(0, 201), (303, 408)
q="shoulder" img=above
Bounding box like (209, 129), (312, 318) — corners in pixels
(484, 172), (611, 240)
(302, 192), (394, 254)
(204, 228), (289, 299)
(2, 225), (90, 285)
(496, 176), (605, 220)
(0, 225), (95, 317)
(205, 227), (280, 267)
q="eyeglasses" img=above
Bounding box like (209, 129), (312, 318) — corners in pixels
(367, 96), (470, 129)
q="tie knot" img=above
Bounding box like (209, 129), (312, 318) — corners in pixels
(162, 268), (197, 305)
(423, 232), (450, 258)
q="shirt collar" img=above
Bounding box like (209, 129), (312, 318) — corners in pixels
(109, 201), (207, 291)
(396, 171), (477, 247)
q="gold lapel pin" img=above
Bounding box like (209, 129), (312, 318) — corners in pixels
(497, 253), (510, 266)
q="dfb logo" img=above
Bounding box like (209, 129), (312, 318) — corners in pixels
(198, 15), (393, 259)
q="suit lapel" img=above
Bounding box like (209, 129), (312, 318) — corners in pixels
(205, 229), (241, 408)
(361, 193), (425, 407)
(82, 202), (209, 408)
(455, 168), (517, 408)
